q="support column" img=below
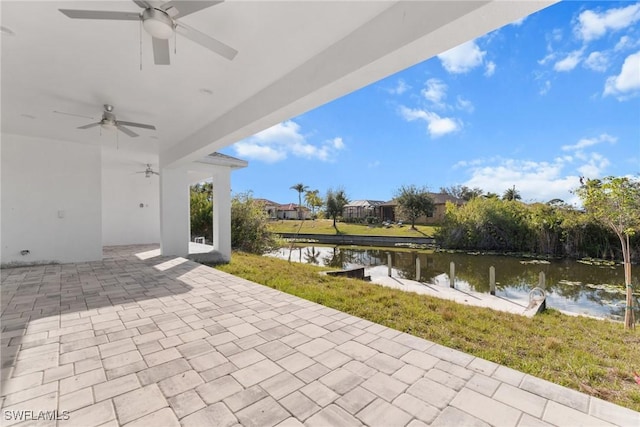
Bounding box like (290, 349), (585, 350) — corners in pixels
(212, 170), (232, 262)
(160, 167), (190, 257)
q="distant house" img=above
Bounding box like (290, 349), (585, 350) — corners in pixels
(378, 193), (465, 225)
(277, 203), (310, 220)
(342, 200), (386, 222)
(254, 198), (279, 219)
(424, 193), (465, 223)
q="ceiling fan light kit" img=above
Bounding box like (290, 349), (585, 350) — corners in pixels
(70, 104), (156, 139)
(142, 8), (174, 40)
(136, 164), (160, 178)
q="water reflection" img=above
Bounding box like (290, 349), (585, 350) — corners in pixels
(269, 246), (639, 322)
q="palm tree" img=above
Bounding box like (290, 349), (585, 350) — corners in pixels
(326, 188), (349, 228)
(503, 185), (522, 201)
(290, 183), (308, 219)
(304, 189), (323, 219)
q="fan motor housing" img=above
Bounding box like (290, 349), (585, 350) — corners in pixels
(103, 111), (116, 123)
(142, 8), (174, 39)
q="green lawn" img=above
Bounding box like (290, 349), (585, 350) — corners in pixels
(216, 252), (640, 412)
(268, 219), (437, 237)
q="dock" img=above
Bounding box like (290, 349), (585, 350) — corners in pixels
(366, 266), (544, 317)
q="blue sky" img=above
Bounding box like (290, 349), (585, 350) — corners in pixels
(221, 1), (640, 206)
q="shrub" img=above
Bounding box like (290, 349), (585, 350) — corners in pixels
(190, 183), (213, 242)
(231, 192), (280, 254)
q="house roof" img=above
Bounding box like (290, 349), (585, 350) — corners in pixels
(197, 152), (248, 169)
(429, 193), (465, 205)
(279, 203), (308, 212)
(382, 193), (465, 206)
(255, 198), (280, 206)
(344, 200), (386, 208)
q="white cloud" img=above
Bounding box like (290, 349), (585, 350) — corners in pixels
(456, 133), (618, 203)
(461, 158), (581, 204)
(421, 78), (448, 105)
(251, 120), (304, 145)
(575, 3), (640, 42)
(399, 106), (461, 138)
(456, 96), (474, 113)
(388, 79), (410, 95)
(538, 53), (556, 66)
(538, 29), (563, 65)
(511, 16), (526, 27)
(233, 120), (345, 163)
(604, 51), (640, 98)
(453, 158), (492, 169)
(368, 160), (381, 168)
(331, 137), (345, 150)
(561, 134), (617, 151)
(484, 61), (496, 77)
(437, 40), (486, 74)
(539, 80), (551, 96)
(458, 156), (609, 204)
(615, 35), (631, 51)
(234, 143), (287, 163)
(577, 152), (611, 178)
(583, 51), (609, 72)
(553, 49), (583, 72)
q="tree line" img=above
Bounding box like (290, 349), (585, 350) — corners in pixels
(437, 180), (639, 261)
(191, 178), (639, 264)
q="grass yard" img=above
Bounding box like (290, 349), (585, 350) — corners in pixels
(268, 219), (437, 237)
(216, 252), (640, 412)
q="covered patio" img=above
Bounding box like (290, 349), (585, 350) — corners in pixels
(2, 0), (559, 267)
(2, 245), (636, 426)
(5, 1), (638, 425)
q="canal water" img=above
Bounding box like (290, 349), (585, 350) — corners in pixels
(269, 246), (639, 322)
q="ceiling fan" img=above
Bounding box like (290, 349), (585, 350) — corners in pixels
(74, 104), (156, 137)
(136, 164), (160, 178)
(59, 1), (237, 65)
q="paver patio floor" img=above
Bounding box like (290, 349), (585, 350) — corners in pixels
(1, 245), (638, 426)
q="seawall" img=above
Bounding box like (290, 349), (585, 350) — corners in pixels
(276, 233), (435, 247)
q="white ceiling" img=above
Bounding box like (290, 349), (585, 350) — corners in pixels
(1, 1), (556, 169)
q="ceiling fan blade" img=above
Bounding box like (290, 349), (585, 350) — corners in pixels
(59, 9), (140, 21)
(53, 110), (95, 120)
(162, 1), (223, 19)
(117, 125), (139, 137)
(117, 120), (156, 130)
(175, 21), (237, 60)
(132, 1), (152, 8)
(77, 122), (101, 129)
(152, 37), (171, 65)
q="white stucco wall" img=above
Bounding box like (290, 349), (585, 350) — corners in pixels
(160, 167), (190, 256)
(1, 134), (102, 265)
(102, 166), (160, 246)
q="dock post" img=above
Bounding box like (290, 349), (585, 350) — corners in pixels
(449, 262), (455, 288)
(490, 266), (496, 295)
(387, 253), (392, 277)
(539, 271), (545, 288)
(415, 257), (421, 281)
